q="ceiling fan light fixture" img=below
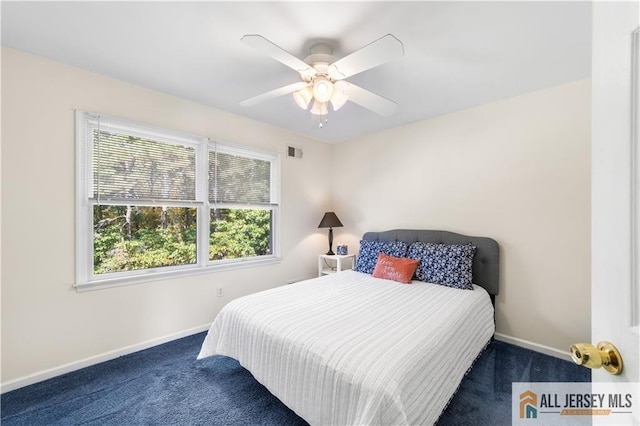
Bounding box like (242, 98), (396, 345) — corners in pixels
(310, 99), (329, 116)
(313, 77), (334, 103)
(330, 81), (349, 111)
(330, 92), (348, 111)
(293, 86), (313, 110)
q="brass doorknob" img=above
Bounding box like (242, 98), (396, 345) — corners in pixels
(569, 341), (623, 375)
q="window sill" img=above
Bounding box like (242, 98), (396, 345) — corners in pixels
(75, 256), (282, 292)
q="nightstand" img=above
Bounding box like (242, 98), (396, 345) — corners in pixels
(318, 254), (357, 277)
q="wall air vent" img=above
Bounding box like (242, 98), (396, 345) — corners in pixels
(288, 146), (303, 159)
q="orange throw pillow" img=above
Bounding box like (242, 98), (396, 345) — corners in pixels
(372, 253), (419, 284)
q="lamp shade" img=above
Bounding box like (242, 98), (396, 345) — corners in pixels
(313, 77), (334, 103)
(330, 80), (349, 111)
(330, 90), (348, 111)
(318, 212), (343, 228)
(293, 86), (313, 110)
(310, 99), (329, 116)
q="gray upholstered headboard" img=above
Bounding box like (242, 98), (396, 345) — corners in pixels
(362, 229), (499, 296)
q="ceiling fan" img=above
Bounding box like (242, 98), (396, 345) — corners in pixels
(239, 34), (405, 125)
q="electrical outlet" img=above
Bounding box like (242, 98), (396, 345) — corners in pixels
(217, 287), (223, 297)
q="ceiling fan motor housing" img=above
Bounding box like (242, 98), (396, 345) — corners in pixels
(304, 43), (335, 65)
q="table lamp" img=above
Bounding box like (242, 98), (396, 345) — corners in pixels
(318, 212), (343, 255)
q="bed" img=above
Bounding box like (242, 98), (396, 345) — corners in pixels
(198, 229), (499, 425)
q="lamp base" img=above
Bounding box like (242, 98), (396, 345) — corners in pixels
(326, 228), (335, 256)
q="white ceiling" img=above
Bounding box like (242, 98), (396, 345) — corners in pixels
(1, 1), (592, 144)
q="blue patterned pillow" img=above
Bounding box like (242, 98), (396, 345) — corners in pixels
(407, 242), (476, 290)
(354, 240), (408, 274)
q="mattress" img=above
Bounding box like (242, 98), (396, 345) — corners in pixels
(198, 270), (495, 425)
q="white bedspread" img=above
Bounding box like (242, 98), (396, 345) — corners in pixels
(198, 270), (495, 425)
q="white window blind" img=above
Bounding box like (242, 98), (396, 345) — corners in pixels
(209, 150), (273, 205)
(83, 114), (201, 204)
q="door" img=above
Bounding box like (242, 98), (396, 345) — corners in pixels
(592, 0), (639, 392)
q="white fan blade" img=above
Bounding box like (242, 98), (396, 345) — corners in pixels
(328, 34), (404, 80)
(241, 34), (316, 76)
(240, 82), (309, 106)
(343, 82), (398, 117)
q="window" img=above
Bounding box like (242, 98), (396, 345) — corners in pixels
(75, 111), (279, 290)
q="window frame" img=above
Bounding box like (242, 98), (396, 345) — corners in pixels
(75, 111), (280, 291)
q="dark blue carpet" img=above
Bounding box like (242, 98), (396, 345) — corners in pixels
(1, 333), (589, 425)
(437, 338), (590, 425)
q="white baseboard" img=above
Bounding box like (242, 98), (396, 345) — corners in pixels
(1, 323), (211, 394)
(494, 332), (572, 362)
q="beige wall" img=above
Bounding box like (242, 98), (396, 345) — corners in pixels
(331, 80), (591, 353)
(1, 48), (332, 385)
(1, 46), (591, 387)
